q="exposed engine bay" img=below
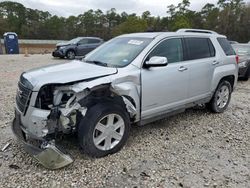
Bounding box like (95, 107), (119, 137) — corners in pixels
(34, 79), (138, 138)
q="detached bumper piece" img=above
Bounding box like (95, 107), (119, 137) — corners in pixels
(12, 117), (73, 170)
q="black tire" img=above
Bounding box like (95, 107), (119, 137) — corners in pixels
(78, 102), (130, 158)
(242, 66), (250, 81)
(66, 50), (76, 59)
(207, 80), (232, 113)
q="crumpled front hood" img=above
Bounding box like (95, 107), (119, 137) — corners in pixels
(22, 60), (117, 91)
(56, 42), (72, 47)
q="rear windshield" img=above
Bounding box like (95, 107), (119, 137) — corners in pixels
(217, 38), (236, 56)
(232, 45), (250, 56)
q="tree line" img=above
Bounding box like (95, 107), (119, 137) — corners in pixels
(0, 0), (249, 42)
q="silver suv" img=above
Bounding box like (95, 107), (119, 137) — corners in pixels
(12, 29), (238, 169)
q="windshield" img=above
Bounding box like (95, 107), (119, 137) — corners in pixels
(84, 37), (152, 67)
(233, 45), (250, 56)
(68, 37), (81, 44)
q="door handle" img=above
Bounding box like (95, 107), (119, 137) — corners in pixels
(178, 66), (188, 72)
(212, 61), (219, 65)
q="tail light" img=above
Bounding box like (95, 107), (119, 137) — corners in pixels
(236, 55), (239, 64)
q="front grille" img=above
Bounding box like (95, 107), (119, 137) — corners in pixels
(16, 81), (32, 114)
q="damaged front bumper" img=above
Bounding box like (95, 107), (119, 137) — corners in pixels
(12, 113), (73, 170)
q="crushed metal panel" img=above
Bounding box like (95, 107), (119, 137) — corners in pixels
(12, 116), (73, 169)
(24, 108), (51, 138)
(60, 103), (81, 117)
(56, 73), (140, 121)
(122, 96), (137, 117)
(112, 82), (140, 121)
(112, 74), (140, 86)
(69, 77), (112, 93)
(111, 74), (140, 118)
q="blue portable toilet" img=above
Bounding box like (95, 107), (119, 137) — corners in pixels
(3, 32), (19, 54)
(0, 37), (3, 54)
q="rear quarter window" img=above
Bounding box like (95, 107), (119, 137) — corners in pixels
(217, 38), (236, 56)
(184, 37), (215, 60)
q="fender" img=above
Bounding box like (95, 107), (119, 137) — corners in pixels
(211, 63), (238, 92)
(55, 74), (140, 121)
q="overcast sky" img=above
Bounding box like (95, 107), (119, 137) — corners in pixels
(2, 0), (250, 17)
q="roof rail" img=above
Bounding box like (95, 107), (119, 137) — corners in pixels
(176, 29), (218, 34)
(3, 32), (18, 36)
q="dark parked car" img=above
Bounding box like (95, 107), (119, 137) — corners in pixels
(229, 41), (239, 45)
(232, 44), (250, 80)
(52, 37), (103, 59)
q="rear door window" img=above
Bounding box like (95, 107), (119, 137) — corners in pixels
(184, 38), (214, 60)
(78, 39), (88, 45)
(88, 39), (101, 44)
(217, 38), (236, 56)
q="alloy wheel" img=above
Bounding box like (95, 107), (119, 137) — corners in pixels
(93, 114), (125, 151)
(217, 85), (230, 108)
(67, 51), (75, 59)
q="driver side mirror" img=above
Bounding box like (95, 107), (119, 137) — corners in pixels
(144, 56), (168, 68)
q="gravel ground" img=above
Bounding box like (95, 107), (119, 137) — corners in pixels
(0, 54), (249, 188)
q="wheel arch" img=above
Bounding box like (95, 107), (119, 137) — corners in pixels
(77, 84), (138, 122)
(66, 48), (76, 57)
(211, 64), (237, 93)
(219, 75), (235, 90)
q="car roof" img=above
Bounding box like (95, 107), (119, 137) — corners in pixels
(118, 31), (225, 39)
(177, 28), (218, 34)
(77, 37), (102, 40)
(118, 32), (168, 39)
(3, 32), (18, 36)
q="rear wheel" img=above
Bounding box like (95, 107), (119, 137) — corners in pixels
(78, 102), (130, 157)
(242, 66), (250, 81)
(207, 80), (232, 113)
(66, 50), (76, 59)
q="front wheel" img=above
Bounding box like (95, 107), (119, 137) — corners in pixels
(207, 80), (232, 113)
(78, 102), (130, 157)
(66, 50), (76, 59)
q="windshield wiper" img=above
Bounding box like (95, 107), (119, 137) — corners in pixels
(85, 60), (108, 67)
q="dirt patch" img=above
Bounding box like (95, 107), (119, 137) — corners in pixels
(19, 44), (55, 54)
(1, 43), (56, 55)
